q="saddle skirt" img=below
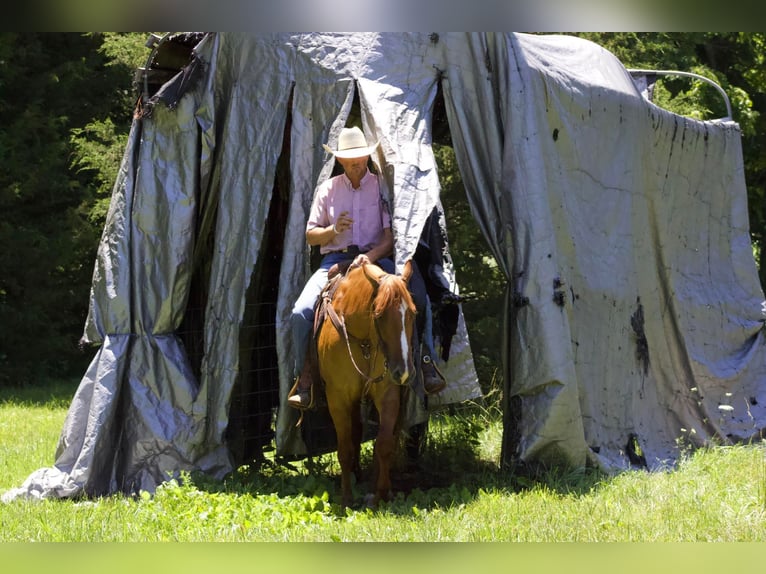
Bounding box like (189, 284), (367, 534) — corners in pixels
(313, 259), (355, 338)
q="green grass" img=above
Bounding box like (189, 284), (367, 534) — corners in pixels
(1, 379), (765, 542)
(0, 380), (76, 494)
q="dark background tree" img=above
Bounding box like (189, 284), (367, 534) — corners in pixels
(1, 33), (764, 392)
(435, 144), (506, 395)
(0, 33), (145, 385)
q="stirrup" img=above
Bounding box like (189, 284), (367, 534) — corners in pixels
(287, 375), (315, 411)
(422, 355), (447, 395)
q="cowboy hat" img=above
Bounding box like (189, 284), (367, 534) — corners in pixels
(322, 126), (380, 159)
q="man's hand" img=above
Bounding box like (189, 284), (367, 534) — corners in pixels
(352, 253), (371, 268)
(334, 211), (353, 234)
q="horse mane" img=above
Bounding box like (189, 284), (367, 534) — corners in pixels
(334, 264), (416, 319)
(372, 274), (416, 318)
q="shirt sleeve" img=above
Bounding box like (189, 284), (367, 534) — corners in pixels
(306, 181), (329, 232)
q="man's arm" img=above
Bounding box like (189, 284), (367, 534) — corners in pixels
(307, 210), (353, 247)
(306, 224), (337, 247)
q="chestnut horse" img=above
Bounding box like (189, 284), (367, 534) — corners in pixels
(317, 260), (416, 508)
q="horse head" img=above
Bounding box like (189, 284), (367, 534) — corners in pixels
(362, 261), (416, 386)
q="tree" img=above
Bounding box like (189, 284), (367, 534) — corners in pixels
(435, 144), (506, 395)
(0, 33), (146, 385)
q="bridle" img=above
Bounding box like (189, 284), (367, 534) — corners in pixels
(323, 293), (389, 387)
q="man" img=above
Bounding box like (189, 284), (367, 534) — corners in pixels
(288, 125), (446, 409)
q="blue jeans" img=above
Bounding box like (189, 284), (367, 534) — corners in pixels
(290, 254), (433, 375)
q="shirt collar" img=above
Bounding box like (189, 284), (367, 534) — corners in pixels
(342, 168), (372, 190)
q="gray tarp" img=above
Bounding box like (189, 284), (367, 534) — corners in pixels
(4, 32), (766, 501)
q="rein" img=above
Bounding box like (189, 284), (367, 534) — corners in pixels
(323, 292), (389, 387)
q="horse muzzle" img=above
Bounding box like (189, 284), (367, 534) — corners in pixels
(388, 359), (412, 386)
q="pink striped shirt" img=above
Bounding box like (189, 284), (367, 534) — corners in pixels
(307, 169), (391, 254)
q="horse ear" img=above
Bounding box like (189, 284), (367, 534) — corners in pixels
(401, 260), (413, 284)
(362, 263), (381, 291)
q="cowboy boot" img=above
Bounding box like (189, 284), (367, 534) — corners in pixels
(422, 354), (446, 395)
(287, 358), (315, 410)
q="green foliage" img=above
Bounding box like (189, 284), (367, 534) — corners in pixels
(135, 474), (335, 540)
(97, 32), (155, 72)
(70, 118), (128, 223)
(0, 33), (146, 386)
(435, 144), (506, 395)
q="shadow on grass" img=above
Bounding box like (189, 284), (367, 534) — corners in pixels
(188, 407), (609, 517)
(0, 378), (79, 409)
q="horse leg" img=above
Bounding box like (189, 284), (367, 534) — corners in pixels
(371, 385), (401, 507)
(351, 405), (363, 483)
(327, 400), (357, 509)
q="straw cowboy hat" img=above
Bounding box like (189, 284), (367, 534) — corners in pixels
(323, 126), (380, 159)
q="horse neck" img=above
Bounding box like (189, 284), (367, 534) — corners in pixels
(334, 271), (376, 337)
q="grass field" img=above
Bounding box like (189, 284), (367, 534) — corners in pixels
(1, 379), (765, 544)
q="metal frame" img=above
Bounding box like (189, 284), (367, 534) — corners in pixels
(628, 69), (733, 122)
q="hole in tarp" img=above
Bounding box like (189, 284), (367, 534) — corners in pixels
(625, 433), (647, 468)
(631, 297), (650, 376)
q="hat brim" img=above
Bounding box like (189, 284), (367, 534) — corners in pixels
(323, 140), (380, 159)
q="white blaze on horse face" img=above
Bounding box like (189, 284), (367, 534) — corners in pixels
(399, 301), (410, 381)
